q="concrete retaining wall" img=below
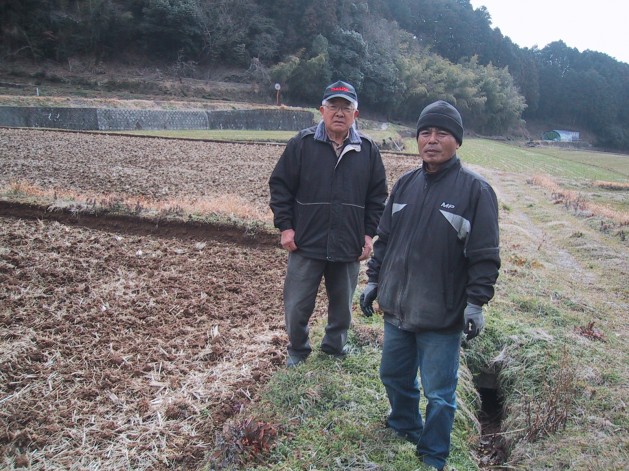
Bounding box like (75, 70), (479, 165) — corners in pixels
(96, 109), (209, 131)
(0, 106), (99, 130)
(0, 106), (314, 131)
(204, 109), (314, 131)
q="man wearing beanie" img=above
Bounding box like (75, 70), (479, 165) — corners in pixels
(269, 81), (387, 367)
(360, 100), (500, 470)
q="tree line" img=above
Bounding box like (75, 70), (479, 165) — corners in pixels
(2, 0), (628, 150)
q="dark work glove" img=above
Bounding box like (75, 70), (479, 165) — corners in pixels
(359, 282), (378, 317)
(463, 303), (484, 340)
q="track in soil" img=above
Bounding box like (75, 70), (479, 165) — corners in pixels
(0, 200), (278, 248)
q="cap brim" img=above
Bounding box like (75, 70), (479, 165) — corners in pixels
(324, 94), (358, 108)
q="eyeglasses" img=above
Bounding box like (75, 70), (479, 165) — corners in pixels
(324, 104), (355, 114)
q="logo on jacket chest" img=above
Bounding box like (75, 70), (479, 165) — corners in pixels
(440, 202), (455, 209)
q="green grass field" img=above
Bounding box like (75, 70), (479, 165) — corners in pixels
(121, 125), (410, 147)
(121, 129), (300, 142)
(460, 139), (629, 181)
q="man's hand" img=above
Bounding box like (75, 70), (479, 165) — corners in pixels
(358, 235), (373, 261)
(463, 303), (484, 340)
(359, 282), (378, 317)
(280, 229), (297, 252)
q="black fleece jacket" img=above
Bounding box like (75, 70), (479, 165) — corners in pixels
(269, 125), (387, 262)
(367, 156), (500, 332)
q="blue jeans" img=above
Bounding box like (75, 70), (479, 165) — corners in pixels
(380, 320), (461, 469)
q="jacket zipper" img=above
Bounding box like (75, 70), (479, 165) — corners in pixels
(326, 142), (360, 260)
(396, 174), (431, 326)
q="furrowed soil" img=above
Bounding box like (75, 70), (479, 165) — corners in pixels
(1, 128), (628, 469)
(0, 128), (420, 469)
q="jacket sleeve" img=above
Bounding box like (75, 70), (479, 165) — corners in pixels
(366, 177), (399, 283)
(364, 145), (388, 237)
(269, 136), (301, 232)
(465, 180), (501, 306)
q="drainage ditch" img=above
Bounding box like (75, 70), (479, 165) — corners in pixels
(475, 370), (509, 468)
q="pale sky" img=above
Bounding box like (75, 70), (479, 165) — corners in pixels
(468, 1), (629, 65)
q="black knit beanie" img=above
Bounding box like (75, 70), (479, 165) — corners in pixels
(415, 100), (464, 145)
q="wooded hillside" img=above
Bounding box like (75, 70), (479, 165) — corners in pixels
(2, 0), (628, 150)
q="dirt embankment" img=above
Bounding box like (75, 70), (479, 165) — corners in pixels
(0, 60), (279, 110)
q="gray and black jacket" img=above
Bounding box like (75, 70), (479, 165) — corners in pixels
(366, 155), (500, 332)
(269, 122), (387, 262)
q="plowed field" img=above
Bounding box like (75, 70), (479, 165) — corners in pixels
(0, 128), (416, 469)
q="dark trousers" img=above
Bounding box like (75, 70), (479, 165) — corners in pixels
(283, 252), (359, 358)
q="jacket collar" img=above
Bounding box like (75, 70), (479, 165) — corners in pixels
(423, 155), (460, 180)
(314, 121), (362, 145)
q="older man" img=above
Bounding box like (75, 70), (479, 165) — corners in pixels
(360, 100), (500, 470)
(269, 80), (387, 367)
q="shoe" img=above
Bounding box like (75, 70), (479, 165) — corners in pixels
(320, 345), (349, 358)
(385, 418), (420, 445)
(415, 450), (445, 470)
(286, 355), (307, 368)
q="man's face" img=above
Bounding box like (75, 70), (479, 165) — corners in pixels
(417, 127), (459, 173)
(319, 98), (358, 138)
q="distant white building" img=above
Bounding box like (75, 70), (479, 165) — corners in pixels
(542, 130), (580, 142)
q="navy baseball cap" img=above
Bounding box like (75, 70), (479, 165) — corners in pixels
(322, 81), (358, 108)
